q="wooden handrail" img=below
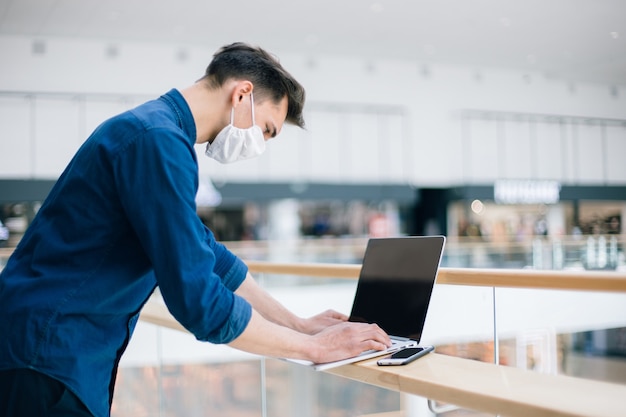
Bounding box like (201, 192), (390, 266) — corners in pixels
(3, 247), (626, 292)
(4, 234), (622, 294)
(246, 261), (626, 292)
(327, 352), (626, 417)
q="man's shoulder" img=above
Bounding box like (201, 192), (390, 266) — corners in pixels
(128, 94), (186, 134)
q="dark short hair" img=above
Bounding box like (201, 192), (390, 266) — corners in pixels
(201, 42), (306, 129)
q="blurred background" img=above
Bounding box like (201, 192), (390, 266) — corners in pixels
(1, 1), (625, 416)
(0, 0), (625, 252)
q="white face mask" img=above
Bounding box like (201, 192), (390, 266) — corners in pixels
(205, 93), (266, 164)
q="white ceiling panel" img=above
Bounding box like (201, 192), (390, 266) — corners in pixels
(0, 0), (624, 85)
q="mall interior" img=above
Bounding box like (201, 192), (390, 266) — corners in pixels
(0, 1), (625, 416)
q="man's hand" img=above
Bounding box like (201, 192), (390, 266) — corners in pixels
(308, 321), (391, 364)
(229, 310), (390, 364)
(298, 309), (348, 335)
(232, 272), (390, 364)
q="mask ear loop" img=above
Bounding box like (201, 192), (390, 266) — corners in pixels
(228, 92), (254, 127)
(250, 92), (256, 124)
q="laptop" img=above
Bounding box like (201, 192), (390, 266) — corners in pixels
(288, 235), (446, 371)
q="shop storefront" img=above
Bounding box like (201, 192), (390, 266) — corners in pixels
(446, 181), (625, 238)
(442, 181), (625, 270)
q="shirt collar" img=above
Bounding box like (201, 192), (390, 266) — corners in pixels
(160, 88), (197, 145)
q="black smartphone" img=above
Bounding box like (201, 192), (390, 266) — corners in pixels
(377, 346), (434, 366)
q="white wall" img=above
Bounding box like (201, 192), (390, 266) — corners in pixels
(1, 35), (625, 186)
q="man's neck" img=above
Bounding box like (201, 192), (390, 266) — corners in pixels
(179, 82), (230, 145)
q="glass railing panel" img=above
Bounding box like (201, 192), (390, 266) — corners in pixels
(111, 357), (160, 416)
(258, 273), (497, 416)
(256, 272), (407, 416)
(257, 271), (406, 417)
(563, 327), (626, 385)
(494, 288), (626, 384)
(263, 359), (401, 417)
(114, 275), (403, 417)
(417, 284), (499, 416)
(422, 284), (497, 362)
(114, 318), (264, 417)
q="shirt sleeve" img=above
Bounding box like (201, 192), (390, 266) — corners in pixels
(202, 225), (249, 292)
(111, 123), (251, 344)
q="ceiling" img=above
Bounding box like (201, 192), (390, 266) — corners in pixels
(1, 0), (625, 86)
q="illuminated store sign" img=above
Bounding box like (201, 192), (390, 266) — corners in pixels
(494, 180), (561, 204)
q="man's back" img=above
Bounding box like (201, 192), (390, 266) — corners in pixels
(0, 89), (251, 417)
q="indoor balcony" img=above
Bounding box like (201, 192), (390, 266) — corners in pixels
(2, 237), (625, 416)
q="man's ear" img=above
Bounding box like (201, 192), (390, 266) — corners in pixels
(230, 80), (254, 108)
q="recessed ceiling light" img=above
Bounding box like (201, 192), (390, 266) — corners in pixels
(32, 40), (46, 55)
(105, 45), (119, 59)
(176, 48), (189, 62)
(568, 82), (576, 94)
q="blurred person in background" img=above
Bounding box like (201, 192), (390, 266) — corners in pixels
(0, 42), (390, 417)
(0, 220), (8, 248)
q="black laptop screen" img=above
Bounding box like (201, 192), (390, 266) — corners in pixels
(348, 236), (445, 342)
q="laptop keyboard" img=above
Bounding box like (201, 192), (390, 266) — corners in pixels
(360, 338), (405, 356)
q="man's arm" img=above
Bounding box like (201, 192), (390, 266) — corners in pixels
(234, 272), (347, 334)
(228, 309), (391, 364)
(230, 272), (391, 363)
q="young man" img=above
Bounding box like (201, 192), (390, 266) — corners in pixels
(0, 43), (391, 417)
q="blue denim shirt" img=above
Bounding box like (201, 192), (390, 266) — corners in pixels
(0, 89), (252, 417)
